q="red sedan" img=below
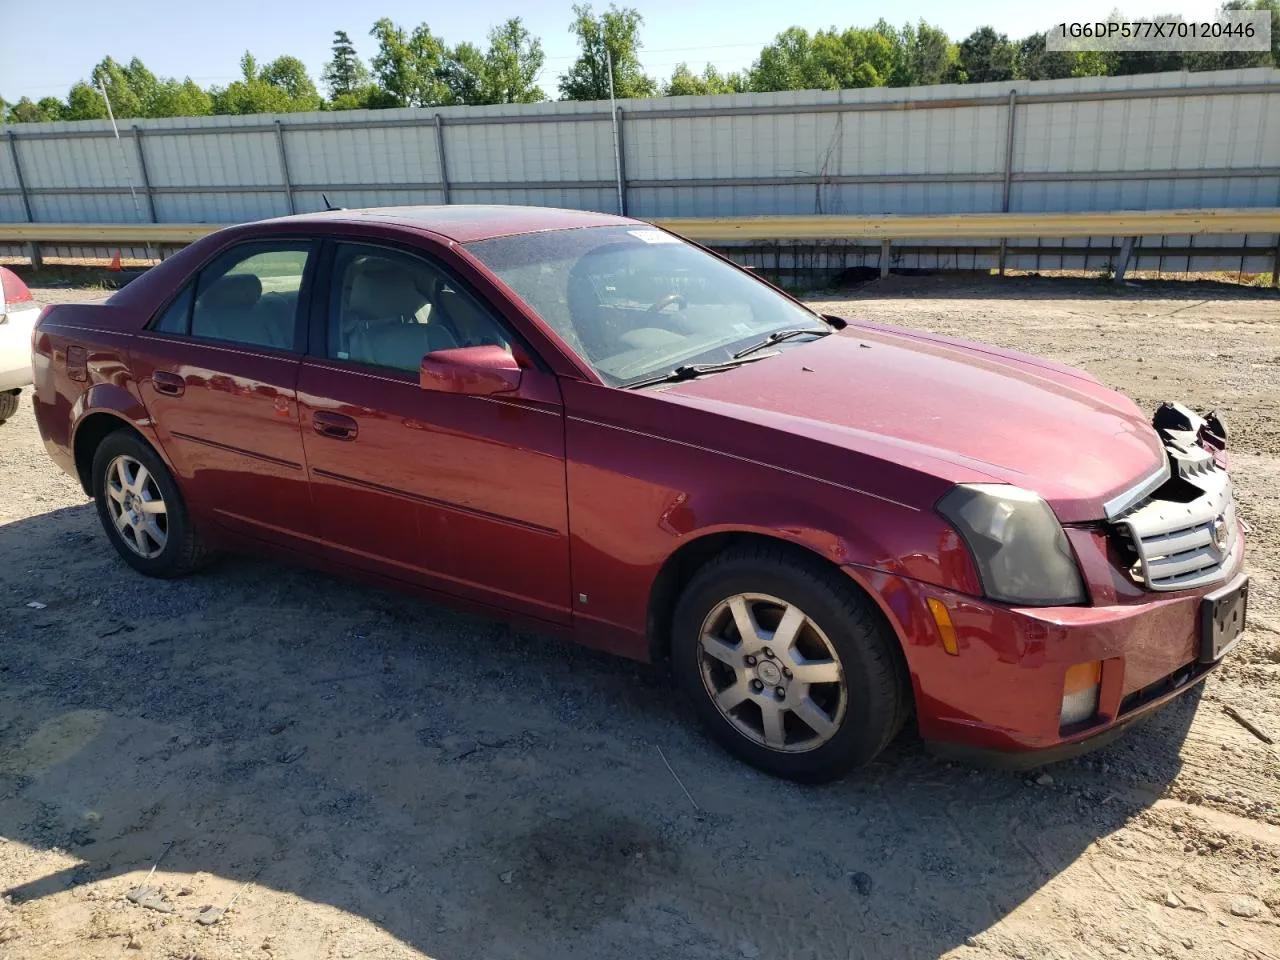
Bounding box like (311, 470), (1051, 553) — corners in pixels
(30, 206), (1247, 781)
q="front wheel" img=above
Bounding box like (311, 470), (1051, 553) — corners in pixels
(671, 546), (909, 783)
(90, 430), (213, 578)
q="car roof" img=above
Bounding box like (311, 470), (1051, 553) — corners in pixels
(263, 204), (638, 244)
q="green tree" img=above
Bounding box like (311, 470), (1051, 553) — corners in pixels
(1015, 32), (1109, 80)
(440, 41), (487, 104)
(321, 30), (370, 99)
(559, 4), (655, 100)
(482, 17), (546, 103)
(750, 26), (896, 92)
(5, 96), (66, 123)
(884, 20), (960, 86)
(259, 55), (323, 108)
(210, 51), (323, 115)
(1194, 0), (1278, 69)
(63, 56), (212, 119)
(368, 18), (451, 106)
(148, 78), (214, 117)
(664, 62), (746, 96)
(749, 27), (812, 90)
(329, 85), (394, 111)
(63, 83), (109, 120)
(957, 27), (1016, 83)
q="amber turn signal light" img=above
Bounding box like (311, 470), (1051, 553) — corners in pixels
(1060, 660), (1102, 727)
(926, 598), (959, 656)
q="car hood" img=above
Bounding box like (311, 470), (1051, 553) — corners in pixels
(653, 325), (1165, 523)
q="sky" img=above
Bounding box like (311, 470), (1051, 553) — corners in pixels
(0, 0), (1230, 102)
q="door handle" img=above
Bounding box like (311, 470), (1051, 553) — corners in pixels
(152, 371), (185, 397)
(312, 411), (358, 441)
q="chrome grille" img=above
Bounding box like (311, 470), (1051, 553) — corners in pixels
(1115, 446), (1240, 591)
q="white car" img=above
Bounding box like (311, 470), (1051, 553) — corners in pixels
(0, 266), (39, 424)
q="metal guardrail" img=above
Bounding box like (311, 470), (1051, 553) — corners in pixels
(1, 209), (1278, 283)
(3, 208), (1279, 244)
(658, 209), (1280, 241)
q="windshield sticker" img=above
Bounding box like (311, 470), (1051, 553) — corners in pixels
(627, 229), (679, 244)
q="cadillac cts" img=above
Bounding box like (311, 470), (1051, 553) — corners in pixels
(30, 206), (1247, 781)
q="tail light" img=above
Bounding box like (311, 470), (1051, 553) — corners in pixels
(0, 267), (34, 315)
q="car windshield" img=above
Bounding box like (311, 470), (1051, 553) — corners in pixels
(464, 226), (827, 386)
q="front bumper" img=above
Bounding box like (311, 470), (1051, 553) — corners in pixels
(850, 553), (1245, 766)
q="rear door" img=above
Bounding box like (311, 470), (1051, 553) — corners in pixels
(131, 240), (320, 548)
(296, 238), (571, 624)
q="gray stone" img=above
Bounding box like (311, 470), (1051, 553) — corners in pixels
(1229, 896), (1262, 918)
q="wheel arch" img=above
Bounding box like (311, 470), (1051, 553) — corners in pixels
(70, 382), (169, 496)
(646, 529), (909, 671)
(72, 410), (145, 495)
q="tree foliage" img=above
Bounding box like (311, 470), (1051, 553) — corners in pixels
(210, 52), (323, 115)
(6, 6), (1278, 123)
(751, 27), (898, 91)
(322, 30), (370, 99)
(559, 4), (655, 101)
(368, 18), (451, 107)
(664, 63), (747, 96)
(957, 27), (1016, 84)
(482, 18), (546, 104)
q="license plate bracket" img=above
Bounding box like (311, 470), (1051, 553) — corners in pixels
(1199, 576), (1248, 663)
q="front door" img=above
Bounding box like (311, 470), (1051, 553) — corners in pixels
(131, 240), (318, 548)
(296, 240), (571, 624)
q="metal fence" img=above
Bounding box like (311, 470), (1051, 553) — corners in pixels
(2, 66), (1278, 275)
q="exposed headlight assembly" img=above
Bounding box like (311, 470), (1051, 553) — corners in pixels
(937, 484), (1086, 606)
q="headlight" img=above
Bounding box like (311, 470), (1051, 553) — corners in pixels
(937, 484), (1086, 606)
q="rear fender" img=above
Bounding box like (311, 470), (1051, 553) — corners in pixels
(70, 383), (172, 493)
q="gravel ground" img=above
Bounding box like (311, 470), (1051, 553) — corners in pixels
(1, 275), (1278, 960)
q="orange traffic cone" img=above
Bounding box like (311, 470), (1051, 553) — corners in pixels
(108, 250), (122, 272)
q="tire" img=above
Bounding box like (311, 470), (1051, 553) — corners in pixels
(671, 544), (909, 783)
(90, 429), (213, 578)
(0, 390), (19, 425)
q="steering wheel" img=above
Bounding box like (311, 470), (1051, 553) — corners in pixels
(648, 293), (687, 313)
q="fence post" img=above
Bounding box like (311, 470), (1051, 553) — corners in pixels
(880, 239), (891, 278)
(434, 114), (450, 205)
(998, 89), (1018, 276)
(1114, 236), (1137, 283)
(615, 106), (628, 216)
(6, 131), (40, 269)
(131, 126), (158, 223)
(273, 120), (296, 215)
(1272, 235), (1279, 288)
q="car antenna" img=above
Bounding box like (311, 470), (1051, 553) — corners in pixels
(321, 192), (344, 212)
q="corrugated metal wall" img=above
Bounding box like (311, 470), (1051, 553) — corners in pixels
(2, 67), (1278, 272)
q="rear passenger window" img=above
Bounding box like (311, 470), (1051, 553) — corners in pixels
(151, 285), (194, 335)
(188, 244), (310, 350)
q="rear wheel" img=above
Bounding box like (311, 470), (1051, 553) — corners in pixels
(0, 390), (19, 425)
(671, 545), (908, 782)
(91, 430), (212, 578)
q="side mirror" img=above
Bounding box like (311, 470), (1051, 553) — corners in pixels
(419, 345), (522, 396)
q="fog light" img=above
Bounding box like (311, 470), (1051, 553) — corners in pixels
(1060, 661), (1102, 726)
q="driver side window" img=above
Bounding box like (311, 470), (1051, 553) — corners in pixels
(327, 243), (511, 374)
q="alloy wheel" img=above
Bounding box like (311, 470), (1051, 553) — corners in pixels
(697, 592), (847, 753)
(104, 454), (169, 559)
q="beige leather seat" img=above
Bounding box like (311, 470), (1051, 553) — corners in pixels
(192, 273), (293, 349)
(342, 260), (457, 371)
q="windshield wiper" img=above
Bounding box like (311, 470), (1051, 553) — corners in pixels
(623, 351), (781, 390)
(732, 326), (832, 359)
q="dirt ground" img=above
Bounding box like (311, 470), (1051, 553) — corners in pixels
(2, 275), (1279, 960)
